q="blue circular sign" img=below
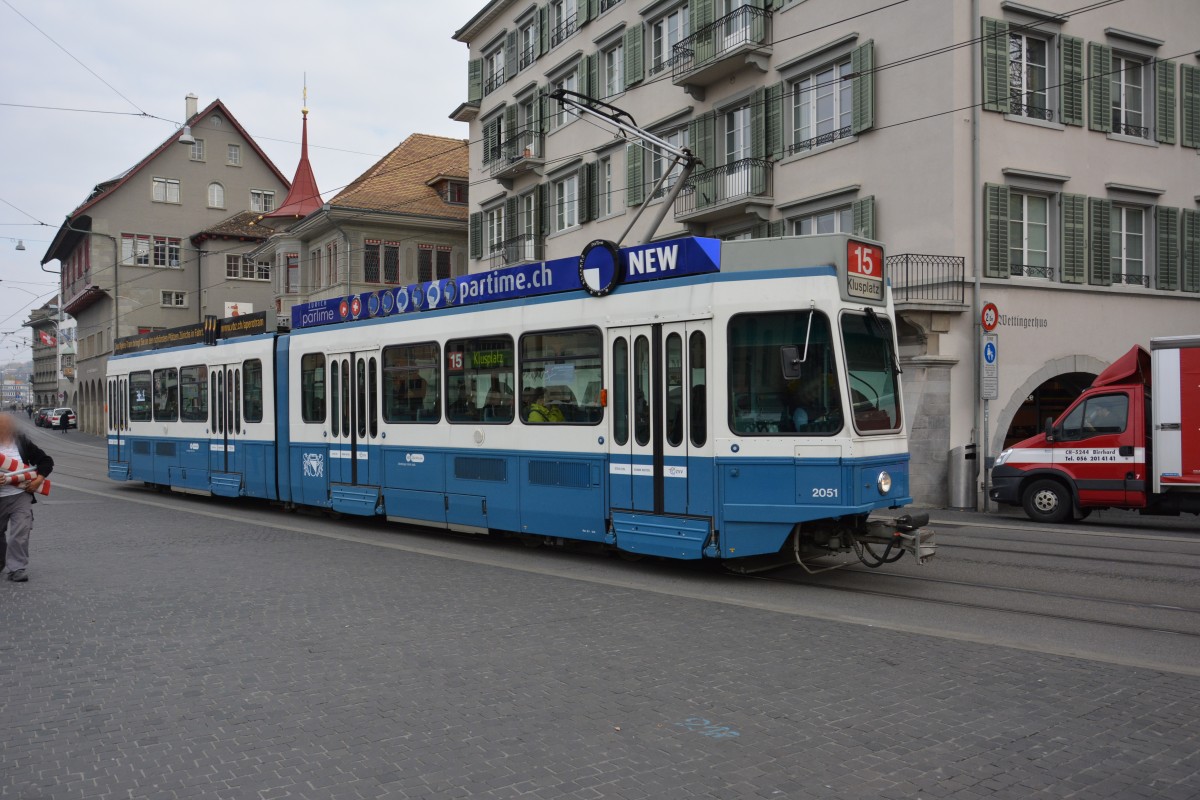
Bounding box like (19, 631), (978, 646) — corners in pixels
(381, 290), (395, 315)
(984, 341), (997, 364)
(426, 281), (441, 309)
(367, 292), (381, 317)
(578, 239), (622, 297)
(394, 287), (410, 313)
(442, 279), (457, 305)
(412, 286), (425, 310)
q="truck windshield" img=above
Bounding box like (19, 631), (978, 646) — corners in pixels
(841, 312), (902, 434)
(728, 311), (842, 436)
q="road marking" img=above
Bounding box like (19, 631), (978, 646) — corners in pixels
(49, 479), (1200, 678)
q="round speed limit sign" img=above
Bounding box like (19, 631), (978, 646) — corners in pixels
(981, 302), (999, 332)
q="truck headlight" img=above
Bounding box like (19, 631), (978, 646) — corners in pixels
(877, 471), (892, 495)
(994, 448), (1012, 467)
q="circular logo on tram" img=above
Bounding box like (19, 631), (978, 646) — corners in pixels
(426, 281), (441, 309)
(381, 290), (395, 315)
(338, 299), (349, 320)
(366, 292), (381, 317)
(412, 286), (426, 310)
(394, 287), (410, 313)
(442, 279), (458, 306)
(578, 239), (622, 297)
(350, 296), (363, 318)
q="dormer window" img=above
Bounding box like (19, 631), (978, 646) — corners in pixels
(446, 181), (468, 204)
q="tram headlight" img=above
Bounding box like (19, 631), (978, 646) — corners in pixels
(994, 448), (1012, 467)
(877, 470), (892, 495)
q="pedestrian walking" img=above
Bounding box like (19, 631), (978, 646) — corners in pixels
(58, 410), (69, 435)
(0, 413), (53, 583)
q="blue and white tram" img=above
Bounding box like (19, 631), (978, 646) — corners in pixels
(106, 234), (934, 568)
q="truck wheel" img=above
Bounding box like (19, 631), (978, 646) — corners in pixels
(1023, 479), (1071, 523)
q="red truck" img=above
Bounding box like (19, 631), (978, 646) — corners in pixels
(990, 335), (1200, 522)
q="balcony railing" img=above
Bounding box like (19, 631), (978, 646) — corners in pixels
(674, 157), (772, 218)
(488, 128), (545, 180)
(1010, 263), (1054, 279)
(1009, 100), (1055, 122)
(549, 13), (577, 48)
(789, 124), (853, 155)
(1113, 121), (1150, 139)
(886, 254), (966, 304)
(600, 0), (621, 11)
(483, 68), (505, 96)
(1112, 271), (1150, 287)
(671, 5), (771, 82)
(489, 234), (545, 270)
(519, 43), (537, 70)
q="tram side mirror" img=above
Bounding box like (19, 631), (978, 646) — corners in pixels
(1043, 416), (1056, 442)
(780, 346), (803, 381)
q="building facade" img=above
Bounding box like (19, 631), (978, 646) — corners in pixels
(40, 95), (291, 434)
(24, 302), (60, 408)
(453, 0), (1200, 505)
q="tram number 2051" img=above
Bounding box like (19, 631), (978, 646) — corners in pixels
(812, 487), (839, 498)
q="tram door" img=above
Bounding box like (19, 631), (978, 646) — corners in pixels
(327, 351), (380, 489)
(608, 321), (711, 517)
(209, 363), (244, 476)
(107, 375), (128, 464)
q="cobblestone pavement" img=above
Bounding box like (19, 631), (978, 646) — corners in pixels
(2, 478), (1199, 799)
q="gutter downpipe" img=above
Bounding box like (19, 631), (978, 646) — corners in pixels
(970, 0), (986, 512)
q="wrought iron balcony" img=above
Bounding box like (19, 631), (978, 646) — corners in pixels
(1113, 121), (1150, 139)
(488, 129), (545, 182)
(671, 5), (772, 91)
(1008, 100), (1055, 122)
(549, 13), (577, 48)
(483, 69), (505, 97)
(886, 254), (967, 305)
(519, 44), (537, 70)
(600, 0), (621, 11)
(1010, 263), (1054, 279)
(1112, 271), (1150, 287)
(674, 158), (772, 221)
(489, 234), (544, 270)
(789, 124), (853, 155)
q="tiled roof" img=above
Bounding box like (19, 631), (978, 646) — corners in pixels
(330, 134), (468, 221)
(192, 211), (276, 243)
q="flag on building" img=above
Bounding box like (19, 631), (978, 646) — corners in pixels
(38, 331), (57, 346)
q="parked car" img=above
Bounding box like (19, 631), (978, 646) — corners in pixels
(34, 408), (53, 427)
(47, 408), (76, 429)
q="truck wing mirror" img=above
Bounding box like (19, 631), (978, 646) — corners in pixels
(1043, 416), (1055, 442)
(780, 346), (803, 381)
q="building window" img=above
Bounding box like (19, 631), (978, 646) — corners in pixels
(364, 240), (382, 283)
(600, 155), (614, 216)
(190, 138), (205, 161)
(384, 242), (400, 283)
(447, 182), (468, 204)
(1111, 205), (1146, 284)
(485, 205), (505, 256)
(160, 291), (187, 307)
(484, 45), (505, 96)
(603, 41), (624, 98)
(226, 254), (242, 278)
(436, 248), (452, 280)
(650, 6), (689, 76)
(311, 248), (322, 285)
(286, 253), (299, 293)
(552, 71), (578, 129)
(519, 18), (538, 69)
(256, 260), (271, 281)
(418, 247), (434, 283)
(651, 128), (689, 199)
(792, 60), (853, 153)
(555, 174), (579, 232)
(227, 144), (241, 166)
(1111, 56), (1148, 138)
(152, 177), (181, 204)
(1009, 192), (1050, 278)
(121, 233), (151, 266)
(793, 206), (852, 236)
(208, 182), (225, 208)
(326, 241), (338, 285)
(152, 236), (181, 268)
(550, 0), (577, 48)
(251, 190), (275, 213)
(1008, 33), (1050, 120)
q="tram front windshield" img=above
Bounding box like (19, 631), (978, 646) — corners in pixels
(728, 311), (843, 436)
(841, 311), (902, 433)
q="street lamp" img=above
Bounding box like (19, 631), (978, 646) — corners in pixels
(15, 240), (25, 251)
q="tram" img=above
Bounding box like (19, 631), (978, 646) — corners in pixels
(106, 233), (934, 570)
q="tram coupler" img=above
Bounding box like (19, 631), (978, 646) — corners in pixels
(858, 513), (936, 565)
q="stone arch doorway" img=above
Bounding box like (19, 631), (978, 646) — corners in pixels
(1002, 372), (1096, 449)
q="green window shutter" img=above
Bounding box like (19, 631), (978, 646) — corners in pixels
(983, 183), (1010, 279)
(689, 0), (713, 33)
(981, 18), (1010, 113)
(765, 81), (784, 160)
(750, 87), (766, 159)
(579, 0), (593, 26)
(482, 118), (499, 164)
(1060, 193), (1087, 284)
(1183, 64), (1200, 149)
(578, 165), (592, 223)
(504, 105), (518, 146)
(851, 39), (875, 133)
(626, 143), (644, 207)
(537, 86), (548, 132)
(1088, 197), (1112, 285)
(624, 24), (644, 88)
(505, 31), (519, 80)
(468, 58), (483, 104)
(538, 5), (550, 55)
(689, 110), (716, 168)
(1156, 206), (1180, 290)
(469, 212), (483, 259)
(536, 183), (548, 235)
(1156, 59), (1177, 144)
(1182, 209), (1200, 292)
(1088, 42), (1112, 132)
(768, 220), (785, 238)
(505, 196), (519, 242)
(852, 196), (876, 240)
(1060, 35), (1084, 127)
(752, 221), (768, 239)
(588, 52), (599, 99)
(587, 161), (599, 222)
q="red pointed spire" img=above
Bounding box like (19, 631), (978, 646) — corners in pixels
(265, 106), (322, 219)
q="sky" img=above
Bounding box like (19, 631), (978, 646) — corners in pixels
(0, 0), (485, 363)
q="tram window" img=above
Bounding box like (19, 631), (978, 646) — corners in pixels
(233, 370), (242, 434)
(841, 312), (901, 434)
(330, 361), (340, 436)
(243, 360), (263, 423)
(384, 342), (440, 423)
(633, 336), (650, 446)
(728, 311), (842, 436)
(356, 358), (367, 438)
(665, 333), (683, 446)
(300, 353), (326, 423)
(211, 373), (218, 430)
(445, 336), (513, 424)
(180, 365), (209, 422)
(340, 360), (351, 437)
(689, 331), (707, 447)
(153, 368), (179, 422)
(368, 357), (379, 437)
(518, 328), (602, 425)
(613, 337), (629, 446)
(217, 371), (225, 433)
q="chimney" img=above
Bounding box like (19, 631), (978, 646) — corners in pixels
(185, 93), (198, 120)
